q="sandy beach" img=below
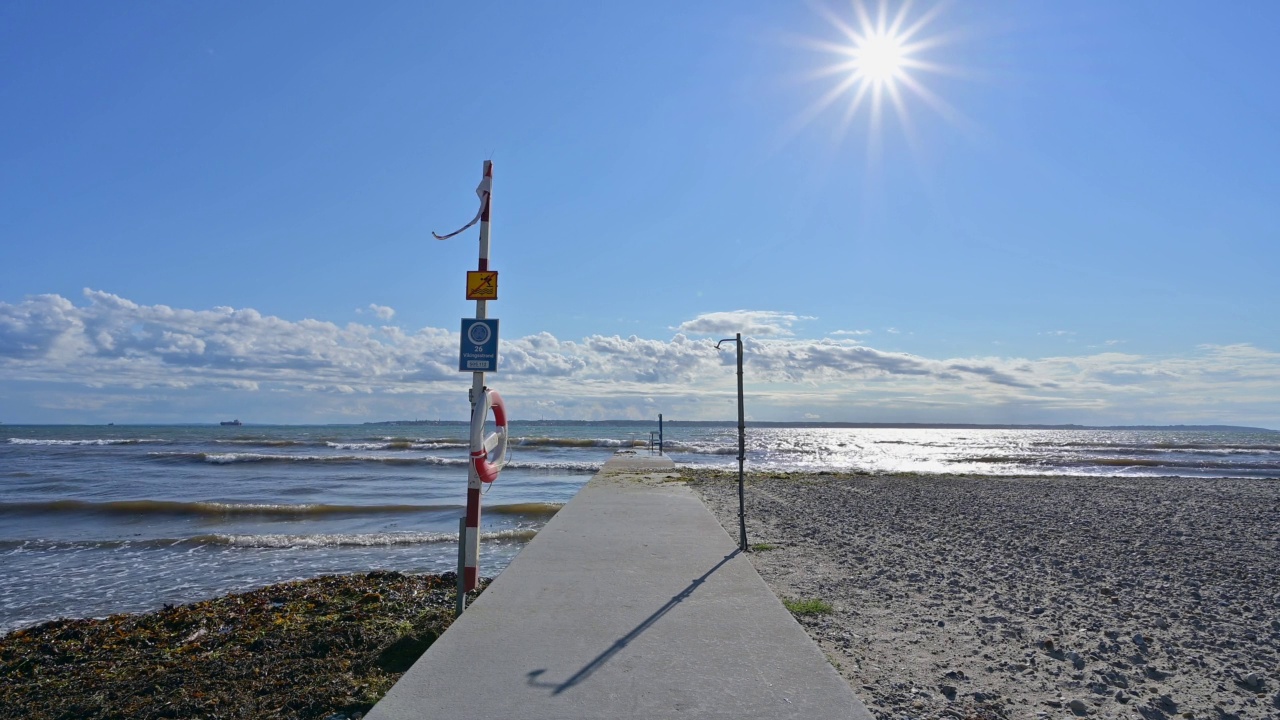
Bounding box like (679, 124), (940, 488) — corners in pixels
(691, 472), (1280, 720)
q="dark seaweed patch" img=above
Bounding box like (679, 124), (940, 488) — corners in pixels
(0, 571), (484, 720)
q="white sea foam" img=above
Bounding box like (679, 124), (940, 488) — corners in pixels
(324, 441), (469, 451)
(205, 528), (537, 548)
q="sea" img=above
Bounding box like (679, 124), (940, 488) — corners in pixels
(2, 422), (1278, 634)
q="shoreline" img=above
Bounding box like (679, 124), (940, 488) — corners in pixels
(6, 469), (1278, 718)
(690, 471), (1280, 719)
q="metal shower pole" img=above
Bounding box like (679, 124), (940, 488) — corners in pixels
(716, 333), (747, 552)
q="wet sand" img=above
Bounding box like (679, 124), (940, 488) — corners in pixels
(691, 472), (1280, 719)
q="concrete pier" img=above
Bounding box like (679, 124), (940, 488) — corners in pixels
(367, 454), (873, 719)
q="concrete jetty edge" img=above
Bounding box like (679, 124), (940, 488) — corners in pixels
(367, 454), (874, 719)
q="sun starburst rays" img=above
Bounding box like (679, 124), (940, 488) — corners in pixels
(791, 0), (960, 158)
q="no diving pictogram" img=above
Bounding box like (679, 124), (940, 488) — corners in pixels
(466, 271), (498, 300)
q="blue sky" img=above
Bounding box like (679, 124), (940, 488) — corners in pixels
(2, 1), (1278, 427)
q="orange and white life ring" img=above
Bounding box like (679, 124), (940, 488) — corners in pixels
(469, 387), (508, 483)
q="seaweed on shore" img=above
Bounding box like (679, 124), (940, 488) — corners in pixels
(0, 571), (485, 720)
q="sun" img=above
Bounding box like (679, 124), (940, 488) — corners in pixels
(855, 31), (906, 85)
(793, 0), (959, 150)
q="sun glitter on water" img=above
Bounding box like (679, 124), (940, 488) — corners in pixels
(794, 0), (959, 150)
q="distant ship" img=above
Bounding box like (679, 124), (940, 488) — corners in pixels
(220, 419), (242, 426)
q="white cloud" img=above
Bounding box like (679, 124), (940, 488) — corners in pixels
(359, 304), (396, 321)
(831, 329), (872, 336)
(1, 291), (1277, 427)
(0, 290), (457, 391)
(675, 310), (814, 337)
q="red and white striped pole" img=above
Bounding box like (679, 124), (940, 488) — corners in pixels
(434, 161), (502, 612)
(463, 160), (494, 594)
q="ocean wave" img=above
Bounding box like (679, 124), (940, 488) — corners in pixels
(143, 450), (599, 472)
(373, 436), (470, 445)
(690, 447), (742, 456)
(512, 436), (648, 449)
(0, 499), (562, 519)
(7, 438), (164, 446)
(485, 502), (563, 518)
(1085, 447), (1221, 457)
(325, 441), (468, 451)
(1072, 457), (1280, 471)
(953, 456), (1028, 465)
(503, 459), (601, 472)
(214, 439), (315, 447)
(0, 528), (539, 552)
(1033, 441), (1280, 453)
(1149, 442), (1280, 452)
(201, 528), (539, 548)
(658, 441), (738, 455)
(951, 456), (1278, 471)
(331, 440), (415, 451)
(208, 438), (472, 451)
(147, 451), (468, 466)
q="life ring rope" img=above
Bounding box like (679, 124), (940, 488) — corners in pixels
(470, 387), (508, 483)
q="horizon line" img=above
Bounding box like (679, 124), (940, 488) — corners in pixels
(3, 420), (1276, 432)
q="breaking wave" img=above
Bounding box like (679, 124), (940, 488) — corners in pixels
(325, 440), (468, 451)
(512, 437), (647, 449)
(0, 499), (562, 519)
(0, 528), (539, 552)
(148, 451), (464, 466)
(140, 450), (599, 472)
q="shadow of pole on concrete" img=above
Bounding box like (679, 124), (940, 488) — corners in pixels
(526, 549), (742, 696)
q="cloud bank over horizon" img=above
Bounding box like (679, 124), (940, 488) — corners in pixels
(1, 291), (1277, 428)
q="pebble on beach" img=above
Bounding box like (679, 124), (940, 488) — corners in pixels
(691, 471), (1280, 720)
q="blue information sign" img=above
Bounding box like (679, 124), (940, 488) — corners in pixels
(459, 318), (499, 372)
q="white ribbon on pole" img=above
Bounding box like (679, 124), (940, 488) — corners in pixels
(432, 175), (493, 240)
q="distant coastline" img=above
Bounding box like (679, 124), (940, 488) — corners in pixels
(364, 419), (1277, 432)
